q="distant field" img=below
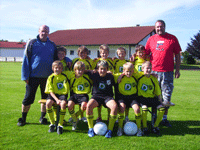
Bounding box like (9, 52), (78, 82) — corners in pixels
(0, 62), (200, 150)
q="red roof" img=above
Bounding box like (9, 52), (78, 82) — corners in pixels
(49, 26), (155, 46)
(0, 41), (26, 48)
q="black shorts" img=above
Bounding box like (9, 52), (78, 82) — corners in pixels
(91, 95), (114, 108)
(137, 96), (162, 108)
(116, 94), (139, 108)
(22, 77), (47, 105)
(47, 94), (68, 102)
(68, 94), (89, 105)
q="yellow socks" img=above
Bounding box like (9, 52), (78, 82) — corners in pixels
(108, 115), (117, 131)
(86, 115), (94, 129)
(69, 110), (78, 122)
(118, 113), (124, 128)
(154, 107), (165, 127)
(47, 108), (55, 125)
(142, 108), (148, 128)
(135, 113), (142, 129)
(58, 109), (66, 126)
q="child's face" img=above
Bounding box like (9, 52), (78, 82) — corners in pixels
(98, 66), (108, 77)
(100, 50), (109, 59)
(79, 51), (87, 59)
(123, 68), (134, 78)
(142, 64), (152, 76)
(117, 50), (126, 60)
(58, 51), (66, 60)
(136, 50), (145, 59)
(75, 68), (85, 78)
(53, 64), (63, 75)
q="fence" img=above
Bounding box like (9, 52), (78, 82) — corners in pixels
(0, 57), (23, 62)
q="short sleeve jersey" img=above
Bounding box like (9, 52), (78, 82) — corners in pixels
(134, 56), (146, 73)
(137, 74), (161, 98)
(45, 71), (72, 95)
(145, 33), (182, 72)
(70, 73), (93, 94)
(71, 58), (93, 71)
(60, 59), (69, 71)
(113, 59), (129, 73)
(93, 58), (114, 73)
(87, 72), (115, 97)
(113, 73), (138, 96)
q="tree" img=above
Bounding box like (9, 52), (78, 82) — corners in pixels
(186, 31), (200, 59)
(182, 51), (196, 64)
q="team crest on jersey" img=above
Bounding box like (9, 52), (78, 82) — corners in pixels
(99, 83), (106, 90)
(119, 66), (123, 72)
(57, 82), (64, 90)
(78, 84), (84, 91)
(138, 65), (142, 72)
(107, 80), (111, 85)
(141, 84), (148, 92)
(125, 83), (131, 91)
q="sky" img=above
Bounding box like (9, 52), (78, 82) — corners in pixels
(0, 0), (200, 51)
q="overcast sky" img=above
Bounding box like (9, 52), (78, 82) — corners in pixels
(0, 0), (200, 51)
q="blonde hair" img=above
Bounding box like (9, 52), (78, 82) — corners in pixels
(123, 62), (134, 70)
(99, 44), (109, 53)
(77, 46), (89, 55)
(74, 61), (85, 71)
(52, 60), (63, 70)
(97, 60), (109, 69)
(142, 61), (152, 68)
(116, 47), (126, 55)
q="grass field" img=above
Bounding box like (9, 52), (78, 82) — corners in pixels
(0, 62), (200, 150)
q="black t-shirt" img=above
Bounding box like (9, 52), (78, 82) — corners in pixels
(87, 72), (114, 97)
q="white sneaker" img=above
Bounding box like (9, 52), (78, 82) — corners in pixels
(162, 101), (175, 106)
(72, 122), (77, 131)
(81, 117), (87, 123)
(117, 127), (123, 136)
(137, 129), (143, 137)
(124, 116), (129, 123)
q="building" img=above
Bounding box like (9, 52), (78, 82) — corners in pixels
(49, 25), (155, 59)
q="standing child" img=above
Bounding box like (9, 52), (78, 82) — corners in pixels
(68, 61), (92, 130)
(86, 60), (118, 138)
(45, 61), (71, 134)
(137, 61), (174, 136)
(114, 62), (142, 136)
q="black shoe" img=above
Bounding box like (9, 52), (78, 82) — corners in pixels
(17, 118), (26, 126)
(39, 117), (48, 124)
(161, 119), (172, 127)
(152, 127), (161, 135)
(57, 126), (63, 134)
(143, 128), (149, 136)
(48, 124), (55, 133)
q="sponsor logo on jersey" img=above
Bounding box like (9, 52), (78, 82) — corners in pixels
(119, 66), (123, 72)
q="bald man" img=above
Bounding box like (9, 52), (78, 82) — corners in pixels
(18, 25), (58, 126)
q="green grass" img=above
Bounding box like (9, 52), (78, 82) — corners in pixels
(0, 62), (200, 150)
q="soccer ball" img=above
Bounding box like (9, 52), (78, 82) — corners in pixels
(94, 122), (107, 136)
(123, 122), (138, 136)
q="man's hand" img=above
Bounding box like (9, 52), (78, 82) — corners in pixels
(175, 70), (180, 78)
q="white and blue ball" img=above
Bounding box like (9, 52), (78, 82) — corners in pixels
(94, 122), (107, 136)
(123, 122), (138, 136)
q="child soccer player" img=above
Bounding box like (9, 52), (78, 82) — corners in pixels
(114, 62), (142, 136)
(130, 45), (149, 74)
(93, 44), (115, 122)
(137, 61), (174, 135)
(45, 61), (71, 134)
(57, 46), (72, 71)
(86, 60), (118, 138)
(69, 46), (93, 122)
(68, 61), (92, 130)
(113, 47), (130, 123)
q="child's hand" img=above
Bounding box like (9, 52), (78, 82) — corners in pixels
(107, 71), (113, 74)
(56, 100), (61, 105)
(117, 73), (125, 83)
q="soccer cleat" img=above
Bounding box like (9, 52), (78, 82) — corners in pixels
(72, 122), (77, 130)
(143, 128), (149, 136)
(96, 117), (102, 123)
(57, 126), (63, 134)
(162, 101), (175, 106)
(105, 130), (112, 138)
(48, 124), (55, 133)
(39, 117), (47, 124)
(88, 128), (95, 137)
(137, 129), (143, 137)
(124, 116), (129, 123)
(81, 117), (88, 123)
(161, 119), (172, 127)
(152, 127), (161, 135)
(17, 118), (26, 126)
(117, 127), (123, 136)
